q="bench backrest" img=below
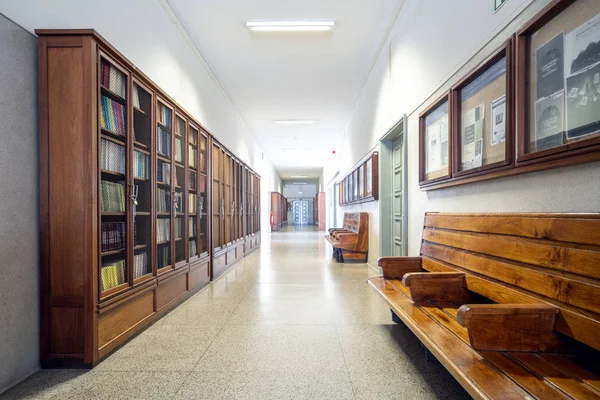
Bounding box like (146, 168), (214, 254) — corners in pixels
(342, 212), (366, 234)
(420, 212), (600, 351)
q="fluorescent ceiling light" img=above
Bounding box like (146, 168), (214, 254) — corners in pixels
(273, 120), (319, 125)
(291, 175), (309, 178)
(247, 21), (334, 32)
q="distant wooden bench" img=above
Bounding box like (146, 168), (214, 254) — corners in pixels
(368, 212), (600, 400)
(324, 212), (368, 263)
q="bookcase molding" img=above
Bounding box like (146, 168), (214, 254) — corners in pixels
(38, 29), (261, 367)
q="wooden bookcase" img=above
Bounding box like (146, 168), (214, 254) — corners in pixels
(38, 29), (260, 367)
(314, 192), (326, 231)
(270, 192), (287, 232)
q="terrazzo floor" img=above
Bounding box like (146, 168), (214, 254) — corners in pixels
(1, 226), (470, 399)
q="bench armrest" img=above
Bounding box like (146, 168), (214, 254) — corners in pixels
(457, 304), (562, 352)
(377, 257), (422, 280)
(402, 272), (471, 302)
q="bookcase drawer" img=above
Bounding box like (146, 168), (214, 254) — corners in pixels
(189, 261), (209, 289)
(98, 290), (154, 350)
(156, 273), (187, 310)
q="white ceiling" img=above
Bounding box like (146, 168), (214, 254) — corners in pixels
(167, 0), (404, 178)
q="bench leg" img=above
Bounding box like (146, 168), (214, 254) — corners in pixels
(424, 348), (436, 362)
(391, 310), (402, 324)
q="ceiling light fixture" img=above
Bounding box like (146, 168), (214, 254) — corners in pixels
(291, 175), (309, 178)
(273, 120), (319, 125)
(246, 21), (335, 32)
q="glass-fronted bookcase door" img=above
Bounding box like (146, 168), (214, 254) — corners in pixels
(212, 143), (224, 252)
(188, 125), (209, 261)
(98, 53), (131, 298)
(131, 78), (153, 284)
(156, 98), (175, 273)
(174, 114), (187, 268)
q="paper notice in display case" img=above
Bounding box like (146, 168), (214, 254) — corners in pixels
(535, 90), (565, 151)
(427, 123), (442, 172)
(461, 104), (484, 170)
(491, 95), (506, 145)
(565, 12), (600, 139)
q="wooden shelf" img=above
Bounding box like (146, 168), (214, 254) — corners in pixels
(157, 181), (171, 187)
(133, 142), (149, 152)
(134, 244), (147, 251)
(157, 240), (170, 245)
(157, 212), (170, 216)
(135, 211), (150, 216)
(101, 248), (126, 256)
(134, 176), (149, 181)
(175, 161), (185, 168)
(157, 120), (170, 131)
(157, 154), (171, 163)
(101, 169), (125, 178)
(101, 85), (126, 103)
(101, 131), (126, 144)
(133, 106), (147, 115)
(102, 212), (126, 216)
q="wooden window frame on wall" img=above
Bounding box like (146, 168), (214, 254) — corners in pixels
(451, 38), (515, 178)
(339, 151), (379, 206)
(418, 92), (452, 187)
(516, 0), (600, 167)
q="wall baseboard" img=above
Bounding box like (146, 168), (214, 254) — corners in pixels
(0, 367), (40, 396)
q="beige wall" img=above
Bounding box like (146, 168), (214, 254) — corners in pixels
(327, 0), (600, 262)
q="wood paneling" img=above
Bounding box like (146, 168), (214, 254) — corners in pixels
(156, 273), (187, 310)
(98, 290), (154, 349)
(189, 261), (209, 289)
(50, 307), (85, 354)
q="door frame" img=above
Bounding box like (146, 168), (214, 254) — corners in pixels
(378, 115), (408, 257)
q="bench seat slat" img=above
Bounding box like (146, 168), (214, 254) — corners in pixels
(423, 228), (600, 280)
(541, 354), (600, 393)
(368, 277), (532, 400)
(421, 242), (600, 314)
(424, 214), (600, 247)
(511, 353), (600, 399)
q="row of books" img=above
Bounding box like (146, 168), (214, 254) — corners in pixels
(189, 146), (197, 168)
(101, 61), (127, 99)
(176, 119), (186, 137)
(100, 96), (127, 137)
(100, 260), (126, 292)
(175, 217), (183, 239)
(157, 187), (171, 213)
(134, 150), (149, 179)
(189, 130), (198, 145)
(189, 171), (197, 191)
(133, 84), (146, 110)
(157, 103), (172, 127)
(157, 126), (172, 156)
(134, 252), (149, 279)
(189, 217), (197, 236)
(101, 222), (126, 252)
(101, 181), (126, 212)
(189, 240), (197, 258)
(175, 137), (183, 163)
(189, 193), (197, 213)
(157, 218), (170, 243)
(101, 139), (126, 174)
(157, 246), (170, 269)
(157, 160), (171, 184)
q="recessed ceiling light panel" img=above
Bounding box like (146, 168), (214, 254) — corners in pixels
(273, 120), (319, 125)
(247, 21), (335, 32)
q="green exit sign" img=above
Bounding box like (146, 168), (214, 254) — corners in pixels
(494, 0), (507, 13)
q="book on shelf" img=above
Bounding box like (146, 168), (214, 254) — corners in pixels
(101, 180), (126, 212)
(157, 187), (171, 213)
(189, 193), (197, 213)
(134, 150), (149, 179)
(101, 222), (126, 252)
(157, 125), (172, 156)
(199, 152), (205, 172)
(199, 175), (206, 192)
(100, 96), (126, 137)
(175, 217), (183, 239)
(189, 240), (197, 258)
(157, 160), (171, 184)
(100, 259), (125, 292)
(157, 245), (170, 269)
(101, 139), (126, 174)
(189, 171), (197, 191)
(189, 216), (197, 236)
(175, 137), (183, 162)
(101, 61), (127, 99)
(134, 252), (148, 279)
(133, 84), (141, 109)
(188, 146), (197, 168)
(156, 218), (170, 242)
(157, 104), (171, 127)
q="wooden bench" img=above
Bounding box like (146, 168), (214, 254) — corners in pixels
(368, 212), (600, 400)
(324, 212), (368, 263)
